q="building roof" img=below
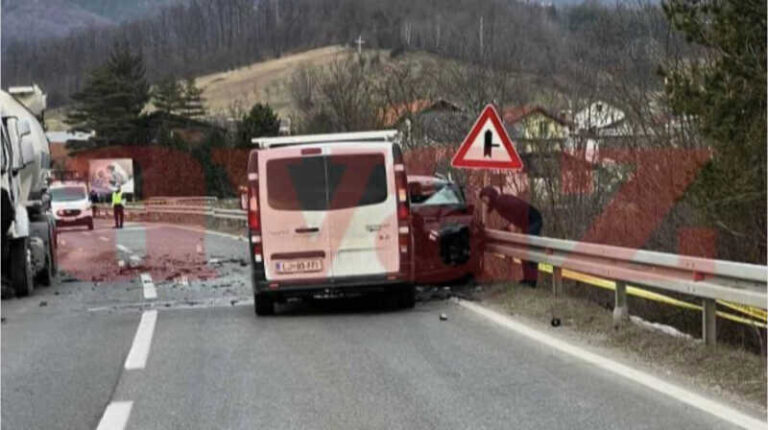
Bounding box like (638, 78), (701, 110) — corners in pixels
(501, 105), (570, 126)
(383, 99), (461, 126)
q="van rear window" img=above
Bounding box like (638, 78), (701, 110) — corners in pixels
(266, 154), (387, 211)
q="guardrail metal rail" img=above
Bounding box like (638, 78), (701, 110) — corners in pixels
(485, 229), (767, 345)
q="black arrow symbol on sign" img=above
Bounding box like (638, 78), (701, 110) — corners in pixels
(484, 130), (500, 158)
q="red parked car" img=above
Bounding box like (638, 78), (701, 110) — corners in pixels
(408, 175), (484, 284)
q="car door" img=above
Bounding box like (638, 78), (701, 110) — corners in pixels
(325, 144), (399, 278)
(259, 146), (333, 282)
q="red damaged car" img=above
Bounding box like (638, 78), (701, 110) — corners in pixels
(408, 175), (484, 284)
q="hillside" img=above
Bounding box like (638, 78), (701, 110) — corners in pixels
(196, 46), (356, 119)
(45, 46), (453, 130)
(1, 0), (186, 44)
(1, 0), (112, 43)
(44, 46), (361, 130)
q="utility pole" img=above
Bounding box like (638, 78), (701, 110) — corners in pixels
(355, 34), (366, 56)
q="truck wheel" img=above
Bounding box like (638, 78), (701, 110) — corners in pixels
(36, 252), (54, 287)
(10, 238), (33, 297)
(49, 225), (58, 275)
(254, 292), (275, 316)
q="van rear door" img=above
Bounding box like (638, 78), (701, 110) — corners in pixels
(259, 147), (332, 282)
(325, 145), (399, 278)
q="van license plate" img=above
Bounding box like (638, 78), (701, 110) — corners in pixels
(275, 259), (323, 274)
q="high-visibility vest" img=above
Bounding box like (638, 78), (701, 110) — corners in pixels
(111, 190), (123, 206)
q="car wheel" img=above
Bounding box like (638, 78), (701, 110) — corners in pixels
(254, 292), (275, 316)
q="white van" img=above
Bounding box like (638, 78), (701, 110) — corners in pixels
(50, 181), (93, 230)
(245, 131), (414, 315)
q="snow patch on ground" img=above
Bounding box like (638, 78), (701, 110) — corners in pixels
(630, 315), (695, 340)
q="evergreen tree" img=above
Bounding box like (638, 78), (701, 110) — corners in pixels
(152, 76), (184, 115)
(662, 0), (766, 262)
(237, 103), (280, 146)
(65, 43), (150, 145)
(180, 77), (206, 119)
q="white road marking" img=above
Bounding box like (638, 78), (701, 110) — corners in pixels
(96, 401), (132, 430)
(124, 310), (157, 370)
(117, 244), (131, 253)
(140, 273), (157, 300)
(99, 236), (109, 242)
(455, 299), (768, 430)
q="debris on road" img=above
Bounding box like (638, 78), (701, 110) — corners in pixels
(440, 313), (448, 321)
(39, 301), (48, 307)
(128, 255), (142, 268)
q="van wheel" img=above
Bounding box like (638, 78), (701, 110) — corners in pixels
(11, 238), (33, 297)
(254, 292), (275, 316)
(399, 285), (416, 309)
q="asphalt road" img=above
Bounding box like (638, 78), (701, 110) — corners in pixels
(1, 219), (742, 429)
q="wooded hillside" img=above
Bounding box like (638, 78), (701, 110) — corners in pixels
(3, 0), (675, 107)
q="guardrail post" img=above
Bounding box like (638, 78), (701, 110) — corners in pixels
(552, 266), (563, 296)
(702, 298), (717, 346)
(613, 281), (629, 327)
(550, 266), (564, 326)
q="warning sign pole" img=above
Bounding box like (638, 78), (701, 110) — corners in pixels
(481, 170), (490, 225)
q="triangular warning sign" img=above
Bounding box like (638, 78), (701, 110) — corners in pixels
(451, 104), (524, 170)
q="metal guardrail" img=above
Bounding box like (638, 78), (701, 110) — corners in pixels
(96, 202), (766, 344)
(145, 196), (218, 206)
(95, 203), (247, 221)
(119, 203), (246, 221)
(485, 229), (767, 345)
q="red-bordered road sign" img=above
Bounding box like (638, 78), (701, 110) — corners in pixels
(451, 104), (524, 170)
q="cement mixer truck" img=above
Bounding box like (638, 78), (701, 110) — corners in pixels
(1, 87), (57, 297)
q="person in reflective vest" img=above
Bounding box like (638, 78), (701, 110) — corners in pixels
(479, 186), (543, 287)
(111, 186), (124, 229)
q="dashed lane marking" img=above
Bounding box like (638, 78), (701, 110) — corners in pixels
(140, 273), (157, 300)
(124, 310), (157, 370)
(96, 401), (132, 430)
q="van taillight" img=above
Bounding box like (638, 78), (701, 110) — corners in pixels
(248, 178), (260, 231)
(393, 144), (412, 280)
(247, 151), (264, 271)
(248, 192), (260, 230)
